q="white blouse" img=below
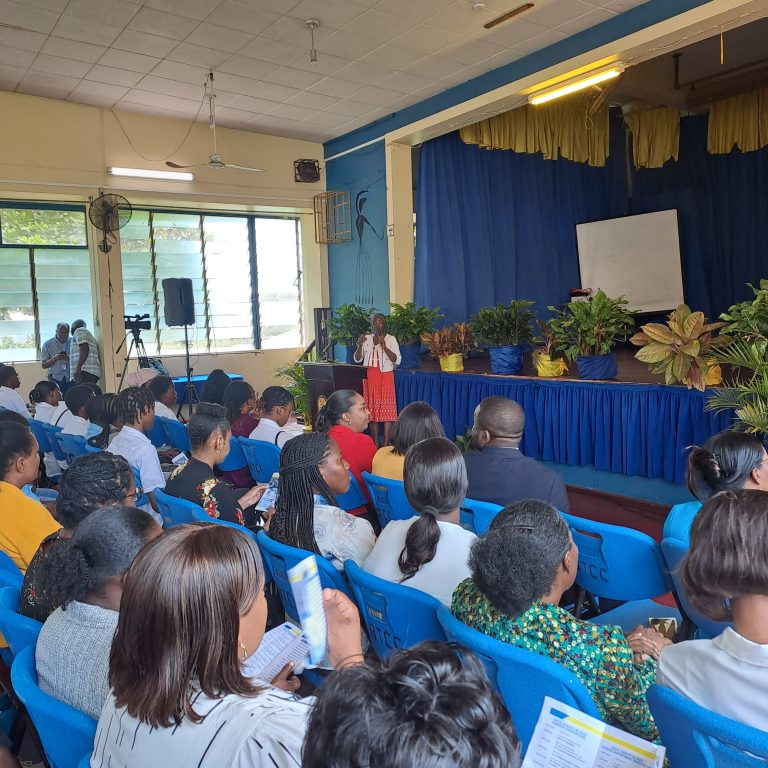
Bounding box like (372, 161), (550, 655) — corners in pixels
(313, 497), (376, 570)
(354, 334), (401, 372)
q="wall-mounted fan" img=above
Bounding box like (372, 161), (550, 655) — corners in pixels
(166, 71), (265, 174)
(88, 193), (132, 254)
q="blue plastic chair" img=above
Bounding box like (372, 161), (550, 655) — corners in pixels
(0, 551), (22, 586)
(437, 606), (601, 751)
(460, 498), (504, 535)
(11, 645), (98, 768)
(345, 561), (446, 657)
(0, 587), (42, 658)
(361, 472), (415, 527)
(58, 434), (89, 464)
(217, 436), (248, 472)
(83, 441), (101, 454)
(648, 684), (768, 767)
(335, 472), (368, 512)
(129, 466), (149, 508)
(662, 537), (731, 639)
(239, 437), (281, 483)
(560, 512), (681, 631)
(28, 419), (53, 453)
(154, 488), (210, 526)
(41, 424), (65, 463)
(156, 416), (190, 452)
(77, 754), (91, 768)
(146, 419), (167, 448)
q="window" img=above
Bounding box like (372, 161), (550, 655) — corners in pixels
(121, 209), (303, 355)
(0, 205), (93, 363)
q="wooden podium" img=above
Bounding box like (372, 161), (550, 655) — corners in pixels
(301, 362), (367, 428)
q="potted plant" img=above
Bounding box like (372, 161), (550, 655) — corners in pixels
(532, 320), (568, 377)
(274, 350), (317, 426)
(719, 279), (768, 343)
(421, 323), (473, 372)
(548, 290), (634, 380)
(630, 304), (725, 391)
(470, 300), (536, 374)
(328, 303), (374, 363)
(386, 301), (443, 369)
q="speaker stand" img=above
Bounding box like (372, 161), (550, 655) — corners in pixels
(176, 323), (198, 419)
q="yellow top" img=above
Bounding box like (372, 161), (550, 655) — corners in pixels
(0, 482), (60, 572)
(371, 447), (405, 482)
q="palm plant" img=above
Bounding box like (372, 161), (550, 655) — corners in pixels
(273, 350), (317, 425)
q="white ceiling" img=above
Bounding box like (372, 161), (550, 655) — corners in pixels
(0, 0), (649, 143)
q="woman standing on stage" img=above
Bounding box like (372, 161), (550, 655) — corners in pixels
(354, 313), (401, 446)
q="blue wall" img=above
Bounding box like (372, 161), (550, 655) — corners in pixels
(326, 142), (389, 313)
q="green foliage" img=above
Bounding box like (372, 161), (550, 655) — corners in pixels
(0, 208), (87, 246)
(533, 320), (564, 359)
(719, 280), (768, 343)
(273, 349), (318, 424)
(386, 302), (442, 344)
(455, 427), (473, 452)
(327, 304), (375, 346)
(470, 300), (536, 348)
(547, 290), (634, 362)
(630, 304), (725, 391)
(422, 323), (473, 358)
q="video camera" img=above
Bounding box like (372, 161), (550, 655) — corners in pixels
(124, 314), (151, 333)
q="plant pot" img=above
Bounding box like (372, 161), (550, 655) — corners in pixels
(345, 344), (358, 364)
(439, 353), (464, 372)
(535, 353), (568, 378)
(576, 353), (617, 380)
(488, 344), (524, 375)
(704, 358), (722, 386)
(399, 341), (422, 369)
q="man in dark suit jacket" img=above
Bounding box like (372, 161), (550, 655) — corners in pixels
(464, 396), (569, 511)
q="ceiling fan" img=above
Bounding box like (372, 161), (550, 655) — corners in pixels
(166, 71), (265, 173)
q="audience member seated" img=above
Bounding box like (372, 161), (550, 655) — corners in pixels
(20, 452), (135, 621)
(222, 381), (260, 489)
(35, 506), (160, 719)
(464, 397), (569, 511)
(200, 368), (230, 405)
(147, 375), (178, 422)
(664, 431), (768, 544)
(363, 437), (476, 606)
(165, 403), (266, 528)
(0, 365), (29, 419)
(316, 389), (376, 518)
(85, 393), (121, 448)
(30, 381), (62, 480)
(269, 432), (375, 569)
(249, 386), (296, 449)
(0, 421), (59, 571)
(452, 500), (668, 741)
(303, 642), (521, 768)
(123, 368), (157, 388)
(92, 524), (364, 767)
(370, 401), (444, 481)
(108, 387), (164, 521)
(658, 489), (768, 730)
(59, 385), (94, 438)
(49, 389), (70, 428)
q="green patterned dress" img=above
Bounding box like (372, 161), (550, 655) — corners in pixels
(452, 578), (659, 742)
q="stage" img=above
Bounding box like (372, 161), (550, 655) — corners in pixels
(393, 348), (730, 486)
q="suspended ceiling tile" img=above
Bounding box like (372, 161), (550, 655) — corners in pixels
(26, 0), (69, 11)
(64, 0), (140, 27)
(394, 25), (462, 57)
(285, 90), (339, 110)
(127, 7), (201, 41)
(521, 0), (601, 28)
(334, 59), (389, 84)
(143, 0), (223, 22)
(380, 0), (454, 23)
(17, 71), (80, 98)
(352, 84), (403, 105)
(0, 46), (36, 69)
(0, 26), (47, 53)
(184, 23), (255, 54)
(266, 102), (318, 120)
(219, 55), (280, 80)
(263, 66), (325, 89)
(0, 64), (27, 90)
(207, 1), (281, 36)
(40, 37), (107, 63)
(86, 65), (145, 88)
(344, 9), (415, 43)
(0, 0), (62, 33)
(306, 76), (364, 98)
(442, 38), (508, 66)
(262, 15), (335, 45)
(113, 30), (180, 58)
(51, 15), (125, 45)
(121, 88), (203, 114)
(245, 80), (302, 101)
(288, 0), (369, 30)
(151, 60), (211, 86)
(68, 80), (129, 107)
(317, 30), (382, 60)
(239, 36), (303, 66)
(512, 28), (569, 55)
(224, 94), (281, 113)
(166, 42), (233, 69)
(482, 18), (550, 47)
(136, 75), (206, 101)
(557, 8), (616, 35)
(31, 53), (92, 79)
(375, 69), (434, 94)
(98, 49), (162, 74)
(358, 43), (424, 70)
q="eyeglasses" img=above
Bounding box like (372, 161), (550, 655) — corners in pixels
(125, 487), (143, 503)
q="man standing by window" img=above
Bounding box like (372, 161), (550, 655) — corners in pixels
(70, 320), (101, 384)
(41, 323), (70, 393)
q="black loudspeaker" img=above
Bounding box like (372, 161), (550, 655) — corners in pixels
(162, 278), (195, 327)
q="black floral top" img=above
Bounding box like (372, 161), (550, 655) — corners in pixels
(165, 458), (257, 529)
(19, 531), (64, 622)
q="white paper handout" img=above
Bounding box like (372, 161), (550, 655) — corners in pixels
(287, 555), (327, 665)
(522, 697), (665, 768)
(242, 622), (311, 683)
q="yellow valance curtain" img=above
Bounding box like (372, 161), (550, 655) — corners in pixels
(459, 93), (610, 167)
(623, 106), (680, 169)
(708, 86), (768, 154)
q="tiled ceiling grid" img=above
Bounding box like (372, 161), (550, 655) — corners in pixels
(0, 0), (649, 143)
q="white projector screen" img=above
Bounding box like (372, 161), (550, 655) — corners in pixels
(576, 210), (684, 313)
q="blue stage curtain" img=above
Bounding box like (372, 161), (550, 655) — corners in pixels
(395, 371), (731, 485)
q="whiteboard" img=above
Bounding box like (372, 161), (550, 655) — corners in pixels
(576, 210), (684, 313)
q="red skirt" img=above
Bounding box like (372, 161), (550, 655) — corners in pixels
(363, 368), (397, 422)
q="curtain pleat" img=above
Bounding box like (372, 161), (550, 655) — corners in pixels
(708, 87), (768, 154)
(624, 107), (680, 168)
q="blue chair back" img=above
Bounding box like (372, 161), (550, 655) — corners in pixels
(460, 498), (504, 535)
(42, 424), (65, 462)
(662, 537), (731, 638)
(58, 434), (89, 464)
(11, 645), (98, 768)
(154, 488), (210, 526)
(157, 417), (190, 452)
(217, 436), (248, 472)
(437, 606), (600, 751)
(0, 586), (42, 658)
(336, 472), (368, 512)
(560, 511), (671, 601)
(130, 466), (149, 508)
(239, 437), (281, 483)
(77, 754), (91, 768)
(29, 419), (52, 453)
(0, 551), (22, 585)
(256, 531), (352, 623)
(83, 441), (101, 454)
(146, 419), (167, 448)
(345, 561), (446, 657)
(648, 684), (768, 766)
(361, 472), (415, 527)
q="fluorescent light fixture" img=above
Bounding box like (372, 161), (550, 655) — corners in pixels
(528, 64), (625, 106)
(108, 166), (194, 181)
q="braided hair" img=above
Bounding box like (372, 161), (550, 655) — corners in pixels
(188, 402), (229, 450)
(270, 432), (338, 554)
(57, 452), (133, 530)
(86, 393), (117, 449)
(222, 381), (256, 425)
(200, 369), (230, 406)
(115, 386), (155, 427)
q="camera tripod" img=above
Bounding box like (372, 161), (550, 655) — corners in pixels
(115, 327), (150, 393)
(176, 322), (198, 418)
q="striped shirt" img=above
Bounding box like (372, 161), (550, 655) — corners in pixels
(72, 326), (101, 380)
